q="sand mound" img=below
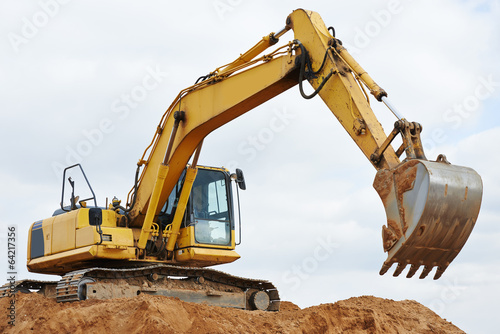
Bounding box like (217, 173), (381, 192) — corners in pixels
(1, 293), (464, 333)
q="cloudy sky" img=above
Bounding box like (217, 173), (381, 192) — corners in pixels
(1, 0), (499, 332)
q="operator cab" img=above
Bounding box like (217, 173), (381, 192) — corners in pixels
(158, 166), (243, 250)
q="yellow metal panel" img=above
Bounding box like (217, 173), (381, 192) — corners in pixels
(42, 217), (54, 256)
(77, 209), (89, 229)
(77, 208), (117, 229)
(94, 245), (136, 260)
(77, 226), (135, 248)
(27, 245), (137, 275)
(102, 209), (118, 227)
(102, 227), (135, 247)
(175, 247), (240, 264)
(75, 226), (96, 248)
(177, 226), (195, 248)
(28, 245), (96, 274)
(51, 211), (77, 254)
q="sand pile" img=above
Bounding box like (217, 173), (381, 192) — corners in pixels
(1, 293), (464, 333)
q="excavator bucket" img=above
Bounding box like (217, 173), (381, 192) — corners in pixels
(374, 159), (482, 279)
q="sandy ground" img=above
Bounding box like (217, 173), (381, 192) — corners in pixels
(1, 293), (464, 334)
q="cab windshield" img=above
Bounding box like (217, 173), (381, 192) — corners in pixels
(192, 169), (231, 245)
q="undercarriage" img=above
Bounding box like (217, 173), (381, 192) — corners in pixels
(0, 264), (280, 311)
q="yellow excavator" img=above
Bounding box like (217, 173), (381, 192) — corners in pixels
(1, 9), (482, 311)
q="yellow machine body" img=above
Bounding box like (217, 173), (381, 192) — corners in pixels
(27, 166), (240, 275)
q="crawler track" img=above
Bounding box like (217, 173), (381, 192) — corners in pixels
(2, 264), (280, 311)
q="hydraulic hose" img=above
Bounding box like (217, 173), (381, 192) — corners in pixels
(296, 41), (334, 100)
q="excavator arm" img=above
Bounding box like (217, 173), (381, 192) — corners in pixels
(126, 9), (482, 280)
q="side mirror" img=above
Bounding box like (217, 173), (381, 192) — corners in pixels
(232, 168), (246, 190)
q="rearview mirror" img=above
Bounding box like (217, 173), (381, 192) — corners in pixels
(232, 168), (246, 190)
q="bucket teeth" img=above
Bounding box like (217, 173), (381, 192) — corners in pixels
(406, 264), (420, 278)
(433, 266), (446, 280)
(379, 262), (393, 276)
(393, 262), (407, 277)
(380, 262), (447, 279)
(419, 265), (433, 279)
